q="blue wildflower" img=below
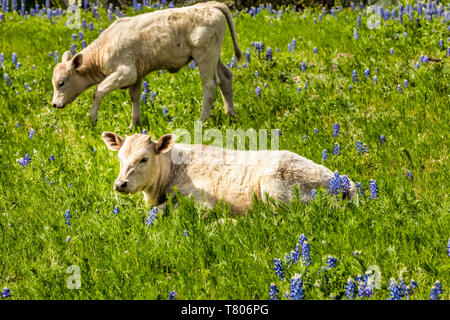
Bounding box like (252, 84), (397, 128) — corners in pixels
(12, 52), (18, 65)
(357, 274), (373, 299)
(290, 244), (301, 263)
(388, 278), (407, 300)
(390, 48), (394, 55)
(163, 106), (168, 118)
(17, 154), (32, 167)
(423, 55), (429, 63)
(54, 51), (59, 63)
(313, 47), (317, 54)
(364, 68), (370, 78)
(326, 256), (337, 269)
(49, 155), (55, 160)
(269, 283), (279, 300)
(345, 278), (356, 300)
(145, 207), (158, 226)
(113, 207), (120, 214)
(406, 170), (413, 181)
(297, 86), (301, 94)
(245, 49), (250, 63)
(289, 274), (304, 300)
(168, 290), (177, 300)
(4, 73), (12, 87)
(298, 234), (307, 246)
(255, 86), (261, 98)
(430, 281), (443, 300)
(300, 61), (307, 71)
(1, 287), (11, 299)
(72, 33), (77, 42)
(313, 128), (319, 134)
(447, 239), (450, 257)
(266, 47), (273, 61)
(369, 180), (379, 199)
(183, 230), (189, 237)
(273, 258), (284, 281)
(380, 135), (386, 144)
(333, 143), (341, 156)
(333, 122), (340, 138)
(254, 70), (259, 77)
(64, 209), (72, 227)
(352, 70), (357, 83)
(29, 128), (35, 139)
(65, 235), (71, 242)
(311, 189), (317, 199)
(301, 241), (311, 267)
(354, 29), (359, 40)
(397, 85), (403, 93)
(322, 149), (328, 161)
(356, 182), (362, 195)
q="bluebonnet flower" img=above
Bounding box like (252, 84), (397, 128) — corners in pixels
(354, 29), (359, 40)
(81, 40), (87, 49)
(297, 86), (301, 94)
(289, 274), (304, 300)
(54, 51), (59, 63)
(356, 140), (367, 155)
(406, 170), (413, 181)
(301, 241), (311, 266)
(388, 278), (407, 300)
(304, 80), (309, 90)
(403, 32), (407, 38)
(328, 172), (340, 194)
(255, 86), (261, 98)
(313, 47), (317, 54)
(430, 281), (443, 300)
(313, 18), (317, 23)
(356, 182), (362, 195)
(254, 70), (259, 77)
(71, 44), (76, 55)
(163, 106), (168, 118)
(447, 48), (450, 56)
(245, 49), (250, 63)
(397, 85), (403, 93)
(4, 73), (12, 87)
(269, 283), (279, 300)
(291, 38), (296, 50)
(311, 189), (317, 199)
(0, 53), (4, 65)
(333, 143), (341, 156)
(352, 70), (357, 83)
(290, 244), (301, 263)
(322, 149), (328, 161)
(183, 230), (189, 237)
(12, 52), (18, 65)
(145, 207), (158, 226)
(141, 93), (147, 104)
(447, 238), (450, 257)
(313, 128), (319, 134)
(356, 274), (373, 299)
(1, 287), (11, 299)
(64, 209), (72, 227)
(390, 48), (395, 55)
(405, 280), (418, 299)
(333, 122), (340, 138)
(326, 256), (337, 269)
(380, 135), (386, 144)
(16, 62), (21, 70)
(266, 47), (272, 61)
(349, 85), (353, 91)
(25, 83), (30, 92)
(298, 234), (307, 246)
(168, 290), (177, 300)
(300, 61), (307, 71)
(423, 55), (429, 63)
(72, 33), (77, 42)
(66, 235), (71, 242)
(113, 207), (120, 214)
(356, 15), (361, 28)
(273, 258), (284, 281)
(89, 22), (93, 31)
(364, 68), (370, 78)
(49, 155), (55, 160)
(373, 75), (378, 84)
(403, 80), (408, 88)
(345, 278), (356, 300)
(17, 154), (32, 167)
(29, 128), (35, 139)
(369, 180), (379, 199)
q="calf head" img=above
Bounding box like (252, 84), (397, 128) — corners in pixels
(102, 132), (175, 194)
(51, 51), (88, 108)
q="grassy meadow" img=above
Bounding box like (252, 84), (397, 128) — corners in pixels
(0, 2), (449, 299)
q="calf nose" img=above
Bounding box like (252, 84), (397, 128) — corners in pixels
(52, 103), (57, 108)
(114, 180), (128, 192)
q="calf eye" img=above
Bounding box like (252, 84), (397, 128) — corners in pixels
(58, 81), (65, 87)
(140, 157), (148, 164)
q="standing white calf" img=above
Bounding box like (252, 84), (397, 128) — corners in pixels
(51, 1), (241, 128)
(102, 132), (356, 215)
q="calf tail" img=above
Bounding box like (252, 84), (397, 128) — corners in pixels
(213, 2), (242, 61)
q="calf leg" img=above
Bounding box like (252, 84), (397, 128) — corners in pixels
(197, 57), (220, 122)
(90, 66), (137, 123)
(128, 79), (142, 129)
(217, 59), (235, 117)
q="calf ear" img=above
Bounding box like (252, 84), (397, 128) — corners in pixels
(155, 134), (176, 154)
(102, 132), (125, 151)
(62, 51), (72, 62)
(72, 53), (83, 70)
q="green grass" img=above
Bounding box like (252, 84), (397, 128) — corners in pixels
(0, 4), (449, 300)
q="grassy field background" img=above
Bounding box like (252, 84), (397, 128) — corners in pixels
(0, 2), (449, 299)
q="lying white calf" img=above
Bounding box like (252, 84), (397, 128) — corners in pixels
(102, 132), (356, 215)
(52, 1), (241, 128)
